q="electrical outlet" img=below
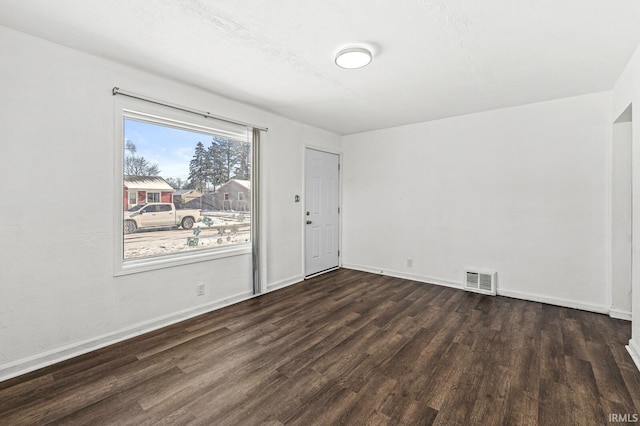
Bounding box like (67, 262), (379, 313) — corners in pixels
(407, 258), (413, 267)
(196, 283), (205, 296)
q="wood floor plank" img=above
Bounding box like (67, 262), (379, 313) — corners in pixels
(0, 374), (120, 424)
(506, 333), (541, 397)
(275, 323), (358, 378)
(430, 350), (487, 425)
(308, 323), (378, 374)
(364, 410), (395, 426)
(468, 364), (511, 425)
(50, 367), (183, 425)
(1, 268), (638, 425)
(585, 340), (638, 414)
(562, 317), (590, 361)
(380, 379), (440, 424)
(280, 381), (359, 425)
(540, 326), (566, 383)
(618, 360), (640, 411)
(503, 389), (539, 426)
(218, 367), (329, 425)
(190, 371), (289, 425)
(378, 326), (439, 378)
(538, 379), (574, 426)
(564, 355), (606, 425)
(410, 342), (472, 409)
(336, 373), (397, 425)
(0, 373), (54, 414)
(403, 313), (469, 401)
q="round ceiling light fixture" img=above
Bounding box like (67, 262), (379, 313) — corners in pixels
(335, 47), (372, 69)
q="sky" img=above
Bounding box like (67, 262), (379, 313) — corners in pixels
(124, 118), (211, 182)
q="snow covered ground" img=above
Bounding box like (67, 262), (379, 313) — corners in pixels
(124, 213), (250, 260)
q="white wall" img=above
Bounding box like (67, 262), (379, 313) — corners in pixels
(611, 120), (633, 319)
(0, 26), (340, 380)
(613, 42), (640, 369)
(342, 92), (611, 312)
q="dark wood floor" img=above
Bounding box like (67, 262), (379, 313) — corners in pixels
(1, 269), (639, 425)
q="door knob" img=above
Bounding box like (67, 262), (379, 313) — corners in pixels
(306, 220), (312, 224)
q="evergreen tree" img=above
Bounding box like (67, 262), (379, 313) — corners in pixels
(188, 136), (251, 193)
(187, 142), (211, 192)
(220, 139), (236, 183)
(233, 142), (251, 180)
(207, 137), (228, 190)
(207, 136), (251, 183)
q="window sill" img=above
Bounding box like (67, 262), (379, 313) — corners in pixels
(114, 243), (251, 276)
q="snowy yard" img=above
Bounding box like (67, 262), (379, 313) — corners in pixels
(124, 212), (250, 259)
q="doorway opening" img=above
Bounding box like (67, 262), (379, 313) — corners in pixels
(612, 103), (633, 320)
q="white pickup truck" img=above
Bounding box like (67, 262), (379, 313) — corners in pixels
(124, 203), (202, 234)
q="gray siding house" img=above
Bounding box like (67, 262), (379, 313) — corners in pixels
(183, 180), (250, 211)
(215, 179), (250, 211)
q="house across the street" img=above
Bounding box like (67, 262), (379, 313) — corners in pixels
(123, 175), (174, 210)
(215, 179), (250, 211)
(182, 180), (250, 211)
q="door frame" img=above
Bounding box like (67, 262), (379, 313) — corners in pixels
(611, 104), (634, 321)
(303, 145), (343, 278)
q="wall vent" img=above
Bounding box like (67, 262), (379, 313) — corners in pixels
(464, 269), (497, 296)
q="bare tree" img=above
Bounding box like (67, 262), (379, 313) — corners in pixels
(124, 140), (160, 176)
(165, 177), (185, 190)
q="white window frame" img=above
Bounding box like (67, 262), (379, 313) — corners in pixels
(238, 192), (245, 201)
(128, 191), (137, 209)
(114, 96), (252, 276)
(146, 192), (160, 203)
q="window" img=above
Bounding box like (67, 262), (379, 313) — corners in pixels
(127, 191), (137, 209)
(146, 192), (160, 203)
(115, 99), (255, 275)
(238, 192), (245, 201)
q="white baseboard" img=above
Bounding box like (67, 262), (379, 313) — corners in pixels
(626, 340), (640, 372)
(341, 263), (463, 290)
(609, 308), (632, 321)
(495, 288), (609, 315)
(266, 275), (304, 292)
(0, 290), (254, 383)
(341, 263), (612, 315)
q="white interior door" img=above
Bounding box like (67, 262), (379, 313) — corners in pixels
(305, 148), (340, 277)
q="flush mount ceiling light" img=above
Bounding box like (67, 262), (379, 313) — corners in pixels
(335, 47), (372, 69)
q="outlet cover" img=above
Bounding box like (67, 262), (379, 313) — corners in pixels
(196, 284), (205, 296)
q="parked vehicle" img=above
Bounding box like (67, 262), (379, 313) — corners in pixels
(124, 203), (201, 234)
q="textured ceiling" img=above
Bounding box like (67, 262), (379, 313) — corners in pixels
(1, 0), (639, 134)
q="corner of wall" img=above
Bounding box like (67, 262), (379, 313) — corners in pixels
(626, 339), (640, 372)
